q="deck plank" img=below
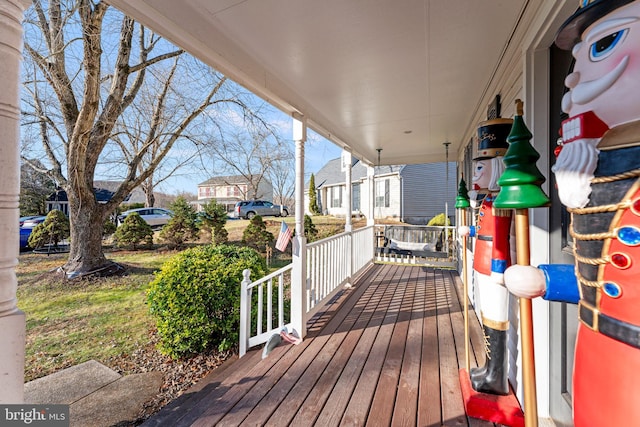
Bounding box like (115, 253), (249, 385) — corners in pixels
(290, 264), (402, 426)
(365, 266), (414, 426)
(391, 266), (422, 426)
(340, 265), (408, 426)
(417, 267), (442, 426)
(316, 266), (399, 426)
(437, 269), (469, 425)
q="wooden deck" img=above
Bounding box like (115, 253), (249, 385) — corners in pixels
(143, 263), (503, 427)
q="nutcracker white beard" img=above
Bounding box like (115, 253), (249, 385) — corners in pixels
(552, 138), (600, 209)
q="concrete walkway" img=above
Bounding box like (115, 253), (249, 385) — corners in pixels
(24, 360), (163, 427)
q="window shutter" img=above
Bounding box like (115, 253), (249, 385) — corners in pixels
(384, 179), (390, 207)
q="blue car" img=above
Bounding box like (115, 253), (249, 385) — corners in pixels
(19, 227), (32, 250)
(19, 216), (47, 250)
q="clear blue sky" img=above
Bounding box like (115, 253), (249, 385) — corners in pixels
(160, 119), (342, 195)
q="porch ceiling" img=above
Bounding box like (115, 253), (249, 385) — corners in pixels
(105, 0), (529, 166)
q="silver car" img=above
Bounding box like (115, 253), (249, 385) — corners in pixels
(117, 207), (173, 228)
(234, 200), (288, 219)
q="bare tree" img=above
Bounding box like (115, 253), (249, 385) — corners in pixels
(209, 129), (292, 201)
(108, 58), (231, 208)
(268, 152), (295, 207)
(21, 0), (269, 277)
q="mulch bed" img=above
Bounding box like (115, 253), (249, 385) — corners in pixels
(107, 331), (234, 425)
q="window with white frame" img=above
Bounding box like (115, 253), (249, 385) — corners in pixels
(331, 186), (343, 208)
(352, 183), (360, 211)
(375, 179), (389, 208)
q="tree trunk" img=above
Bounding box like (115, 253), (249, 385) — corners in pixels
(61, 191), (119, 278)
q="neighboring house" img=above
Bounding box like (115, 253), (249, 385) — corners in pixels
(306, 158), (456, 224)
(195, 175), (273, 213)
(45, 181), (147, 216)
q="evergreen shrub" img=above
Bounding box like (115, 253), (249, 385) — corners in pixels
(147, 244), (267, 358)
(27, 209), (70, 249)
(241, 215), (274, 250)
(304, 214), (318, 242)
(113, 212), (154, 249)
(199, 199), (228, 244)
(159, 196), (199, 249)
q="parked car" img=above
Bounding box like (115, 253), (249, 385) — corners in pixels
(117, 208), (173, 228)
(234, 200), (289, 219)
(19, 215), (47, 250)
(19, 215), (41, 227)
(21, 216), (47, 228)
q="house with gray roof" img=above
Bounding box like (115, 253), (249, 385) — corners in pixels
(307, 158), (457, 224)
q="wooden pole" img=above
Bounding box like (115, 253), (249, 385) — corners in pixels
(461, 209), (470, 372)
(515, 209), (538, 427)
(455, 176), (471, 373)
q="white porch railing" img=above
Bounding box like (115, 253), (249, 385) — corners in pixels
(239, 225), (375, 356)
(239, 264), (293, 357)
(306, 225), (374, 318)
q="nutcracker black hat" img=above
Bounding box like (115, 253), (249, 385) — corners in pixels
(556, 0), (635, 50)
(474, 118), (513, 160)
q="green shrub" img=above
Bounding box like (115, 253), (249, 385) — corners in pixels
(427, 213), (451, 226)
(159, 196), (198, 249)
(27, 210), (70, 249)
(113, 212), (154, 249)
(304, 214), (318, 242)
(308, 173), (321, 215)
(147, 244), (267, 358)
(198, 200), (228, 245)
(242, 215), (274, 250)
(103, 219), (117, 237)
(427, 213), (452, 252)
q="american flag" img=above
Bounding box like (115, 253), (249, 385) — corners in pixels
(275, 221), (292, 252)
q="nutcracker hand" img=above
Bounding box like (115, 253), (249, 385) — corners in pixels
(504, 265), (546, 299)
(458, 226), (470, 237)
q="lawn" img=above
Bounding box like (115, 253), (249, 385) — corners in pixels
(16, 215), (365, 382)
(17, 250), (175, 381)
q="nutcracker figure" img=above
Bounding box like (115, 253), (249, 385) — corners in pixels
(460, 118), (513, 395)
(504, 1), (640, 425)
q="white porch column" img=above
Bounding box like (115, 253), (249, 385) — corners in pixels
(342, 150), (353, 285)
(367, 164), (375, 226)
(0, 0), (30, 404)
(343, 150), (352, 233)
(291, 114), (307, 338)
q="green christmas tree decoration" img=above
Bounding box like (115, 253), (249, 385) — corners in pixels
(455, 176), (471, 209)
(494, 100), (550, 209)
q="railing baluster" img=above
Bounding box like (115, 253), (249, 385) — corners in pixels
(267, 278), (273, 332)
(257, 283), (263, 336)
(240, 269), (251, 357)
(278, 273), (284, 328)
